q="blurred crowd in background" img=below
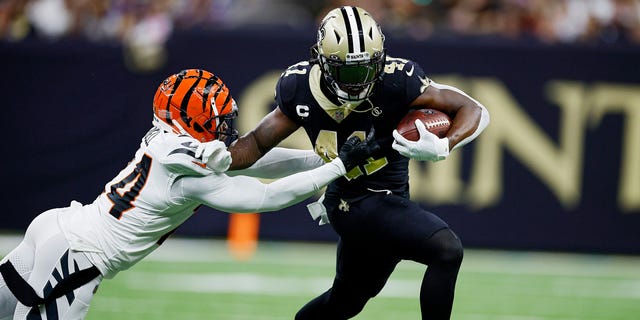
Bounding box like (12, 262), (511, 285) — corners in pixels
(1, 0), (639, 46)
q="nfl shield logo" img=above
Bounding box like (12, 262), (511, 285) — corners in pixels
(333, 109), (345, 122)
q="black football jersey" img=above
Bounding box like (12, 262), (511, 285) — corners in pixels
(276, 56), (431, 201)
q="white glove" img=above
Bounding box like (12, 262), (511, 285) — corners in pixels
(392, 119), (450, 162)
(188, 140), (232, 172)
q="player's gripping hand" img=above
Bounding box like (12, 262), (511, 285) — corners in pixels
(392, 119), (449, 162)
(338, 129), (381, 171)
(188, 140), (232, 172)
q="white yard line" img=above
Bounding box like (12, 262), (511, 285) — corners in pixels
(116, 270), (640, 300)
(2, 234), (639, 279)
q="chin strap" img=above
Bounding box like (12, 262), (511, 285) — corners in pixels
(333, 83), (373, 102)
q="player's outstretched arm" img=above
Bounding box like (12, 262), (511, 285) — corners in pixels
(180, 135), (378, 213)
(227, 108), (300, 170)
(227, 147), (324, 179)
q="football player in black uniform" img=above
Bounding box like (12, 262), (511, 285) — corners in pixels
(228, 6), (490, 320)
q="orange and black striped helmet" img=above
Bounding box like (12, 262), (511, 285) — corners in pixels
(153, 69), (238, 144)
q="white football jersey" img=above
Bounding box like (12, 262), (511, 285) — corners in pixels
(58, 127), (343, 279)
(58, 128), (213, 278)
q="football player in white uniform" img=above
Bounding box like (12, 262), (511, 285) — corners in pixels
(0, 69), (379, 320)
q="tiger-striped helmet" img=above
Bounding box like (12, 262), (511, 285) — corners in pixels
(152, 69), (238, 144)
(316, 6), (386, 102)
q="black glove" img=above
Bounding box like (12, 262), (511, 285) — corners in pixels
(338, 128), (381, 171)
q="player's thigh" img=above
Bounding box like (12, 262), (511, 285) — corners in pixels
(2, 207), (62, 268)
(334, 238), (400, 298)
(58, 275), (102, 320)
(24, 209), (74, 295)
(0, 209), (59, 319)
(1, 242), (35, 320)
(13, 274), (101, 320)
(19, 209), (100, 319)
(15, 248), (101, 320)
(359, 194), (449, 257)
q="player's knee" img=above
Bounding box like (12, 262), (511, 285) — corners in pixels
(431, 229), (464, 267)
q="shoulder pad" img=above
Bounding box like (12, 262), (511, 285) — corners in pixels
(382, 57), (430, 101)
(277, 61), (310, 104)
(152, 132), (212, 176)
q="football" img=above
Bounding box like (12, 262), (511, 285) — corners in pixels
(397, 109), (451, 141)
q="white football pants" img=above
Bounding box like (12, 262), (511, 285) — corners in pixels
(0, 207), (102, 320)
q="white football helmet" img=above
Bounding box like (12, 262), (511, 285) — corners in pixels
(316, 6), (386, 102)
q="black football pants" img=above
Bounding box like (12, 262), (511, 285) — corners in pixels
(295, 193), (463, 320)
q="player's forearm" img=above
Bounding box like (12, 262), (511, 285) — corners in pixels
(228, 147), (324, 179)
(450, 103), (489, 151)
(446, 103), (482, 149)
(430, 82), (490, 150)
(228, 131), (267, 170)
(255, 159), (346, 212)
(228, 108), (301, 170)
(197, 159), (346, 213)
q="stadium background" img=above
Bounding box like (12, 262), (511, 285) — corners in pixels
(1, 1), (640, 319)
(1, 0), (639, 253)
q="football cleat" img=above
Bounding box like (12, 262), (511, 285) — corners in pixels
(152, 69), (238, 145)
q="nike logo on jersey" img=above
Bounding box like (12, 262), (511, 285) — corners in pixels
(405, 65), (414, 77)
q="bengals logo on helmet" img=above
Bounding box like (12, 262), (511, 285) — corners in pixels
(153, 69), (238, 144)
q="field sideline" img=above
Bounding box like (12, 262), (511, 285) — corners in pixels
(1, 234), (639, 319)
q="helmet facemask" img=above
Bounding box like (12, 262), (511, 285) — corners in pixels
(319, 50), (385, 102)
(200, 100), (239, 146)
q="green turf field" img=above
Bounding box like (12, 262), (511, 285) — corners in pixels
(2, 236), (639, 319)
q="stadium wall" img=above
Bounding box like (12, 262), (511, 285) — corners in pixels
(2, 29), (639, 254)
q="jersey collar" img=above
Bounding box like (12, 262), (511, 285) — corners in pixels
(309, 64), (366, 123)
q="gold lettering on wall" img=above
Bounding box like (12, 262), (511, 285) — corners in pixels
(589, 83), (640, 212)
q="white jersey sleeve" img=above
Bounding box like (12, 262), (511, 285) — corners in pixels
(228, 147), (325, 179)
(176, 159), (346, 213)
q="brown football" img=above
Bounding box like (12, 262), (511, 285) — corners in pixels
(397, 109), (451, 141)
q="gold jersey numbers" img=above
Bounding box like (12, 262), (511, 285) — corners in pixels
(315, 130), (388, 180)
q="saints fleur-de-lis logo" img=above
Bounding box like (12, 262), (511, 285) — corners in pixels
(338, 199), (350, 212)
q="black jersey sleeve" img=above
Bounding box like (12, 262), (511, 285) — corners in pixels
(403, 60), (431, 104)
(274, 62), (306, 126)
(384, 57), (431, 106)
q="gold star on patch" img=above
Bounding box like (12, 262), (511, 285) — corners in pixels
(419, 76), (431, 93)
